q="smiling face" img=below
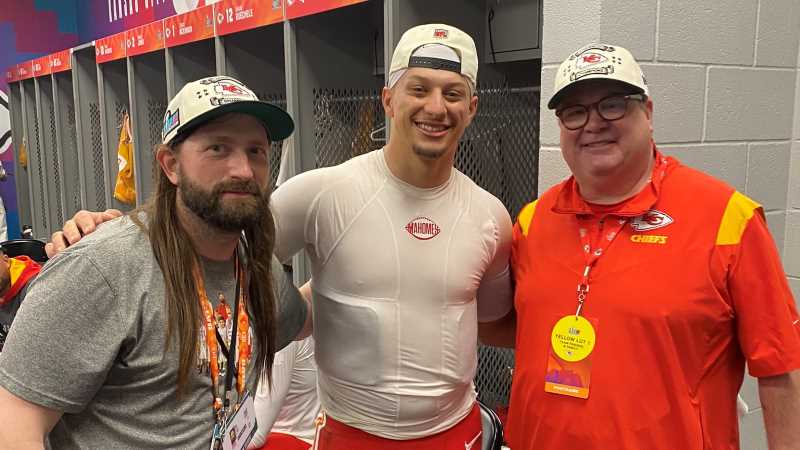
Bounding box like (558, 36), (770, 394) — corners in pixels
(383, 67), (477, 163)
(556, 79), (654, 187)
(161, 113), (271, 232)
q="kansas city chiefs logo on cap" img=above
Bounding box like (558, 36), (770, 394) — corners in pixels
(215, 81), (247, 96)
(433, 29), (449, 39)
(405, 217), (441, 240)
(630, 210), (674, 231)
(576, 52), (608, 69)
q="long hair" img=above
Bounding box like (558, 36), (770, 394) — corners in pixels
(132, 139), (276, 397)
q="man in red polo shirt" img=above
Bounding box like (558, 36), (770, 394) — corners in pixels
(482, 43), (800, 449)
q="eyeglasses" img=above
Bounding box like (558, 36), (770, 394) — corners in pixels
(556, 94), (646, 130)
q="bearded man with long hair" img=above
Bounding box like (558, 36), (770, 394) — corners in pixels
(0, 76), (309, 450)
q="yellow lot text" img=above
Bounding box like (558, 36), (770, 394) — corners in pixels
(630, 234), (668, 244)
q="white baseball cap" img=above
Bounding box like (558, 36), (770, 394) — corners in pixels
(548, 43), (649, 109)
(162, 76), (294, 145)
(388, 23), (478, 88)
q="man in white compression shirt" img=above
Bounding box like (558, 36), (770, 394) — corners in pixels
(47, 23), (516, 450)
(271, 24), (514, 449)
(249, 336), (319, 450)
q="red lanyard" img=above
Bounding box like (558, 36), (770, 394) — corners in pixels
(574, 216), (628, 317)
(572, 151), (669, 317)
(192, 256), (251, 412)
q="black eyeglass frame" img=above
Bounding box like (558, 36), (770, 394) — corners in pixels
(556, 93), (647, 130)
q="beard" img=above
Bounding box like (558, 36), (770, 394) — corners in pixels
(412, 144), (447, 160)
(179, 177), (269, 232)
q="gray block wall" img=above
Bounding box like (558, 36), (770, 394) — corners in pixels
(790, 19), (800, 303)
(540, 0), (800, 448)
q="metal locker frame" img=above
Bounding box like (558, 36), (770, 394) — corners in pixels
(71, 44), (101, 213)
(281, 21), (304, 286)
(7, 82), (32, 232)
(128, 52), (168, 206)
(285, 2), (385, 175)
(23, 79), (48, 239)
(220, 23), (287, 188)
(37, 74), (66, 236)
(54, 70), (82, 221)
(221, 25), (286, 97)
(214, 37), (226, 76)
(166, 38), (217, 99)
(97, 59), (130, 212)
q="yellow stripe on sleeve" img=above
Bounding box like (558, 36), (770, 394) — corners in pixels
(7, 258), (26, 286)
(716, 191), (760, 245)
(518, 200), (539, 237)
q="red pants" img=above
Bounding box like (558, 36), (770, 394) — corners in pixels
(256, 432), (312, 450)
(313, 404), (482, 450)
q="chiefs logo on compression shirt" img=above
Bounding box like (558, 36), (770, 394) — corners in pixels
(405, 217), (441, 240)
(630, 209), (674, 232)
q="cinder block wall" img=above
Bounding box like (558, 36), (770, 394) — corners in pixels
(789, 27), (800, 307)
(538, 1), (800, 449)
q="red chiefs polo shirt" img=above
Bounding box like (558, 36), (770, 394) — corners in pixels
(506, 151), (800, 450)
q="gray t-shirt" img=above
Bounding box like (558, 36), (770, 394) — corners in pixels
(0, 216), (307, 449)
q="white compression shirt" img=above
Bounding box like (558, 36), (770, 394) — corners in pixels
(249, 336), (319, 448)
(271, 148), (512, 439)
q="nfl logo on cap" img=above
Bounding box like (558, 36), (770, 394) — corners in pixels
(433, 29), (449, 39)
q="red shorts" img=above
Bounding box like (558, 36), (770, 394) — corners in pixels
(313, 404), (482, 450)
(255, 432), (312, 450)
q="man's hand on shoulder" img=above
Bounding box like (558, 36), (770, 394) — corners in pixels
(45, 209), (123, 258)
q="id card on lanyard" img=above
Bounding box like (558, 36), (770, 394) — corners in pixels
(544, 216), (628, 399)
(194, 250), (256, 449)
(210, 391), (257, 450)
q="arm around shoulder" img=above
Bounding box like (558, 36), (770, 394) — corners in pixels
(478, 307), (517, 348)
(0, 385), (61, 450)
(759, 369), (800, 450)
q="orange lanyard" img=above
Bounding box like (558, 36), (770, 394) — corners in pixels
(192, 256), (251, 412)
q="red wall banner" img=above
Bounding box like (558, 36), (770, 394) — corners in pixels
(50, 50), (72, 74)
(164, 4), (216, 48)
(17, 61), (34, 80)
(96, 32), (127, 64)
(125, 21), (166, 57)
(6, 67), (17, 83)
(284, 0), (367, 20)
(10, 1), (375, 84)
(32, 56), (52, 77)
(214, 0), (283, 36)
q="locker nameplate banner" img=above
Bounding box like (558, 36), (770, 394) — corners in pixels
(164, 5), (215, 48)
(214, 0), (283, 36)
(96, 33), (127, 64)
(284, 0), (368, 20)
(126, 21), (166, 57)
(6, 67), (17, 83)
(32, 56), (52, 78)
(50, 50), (72, 74)
(17, 61), (34, 80)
